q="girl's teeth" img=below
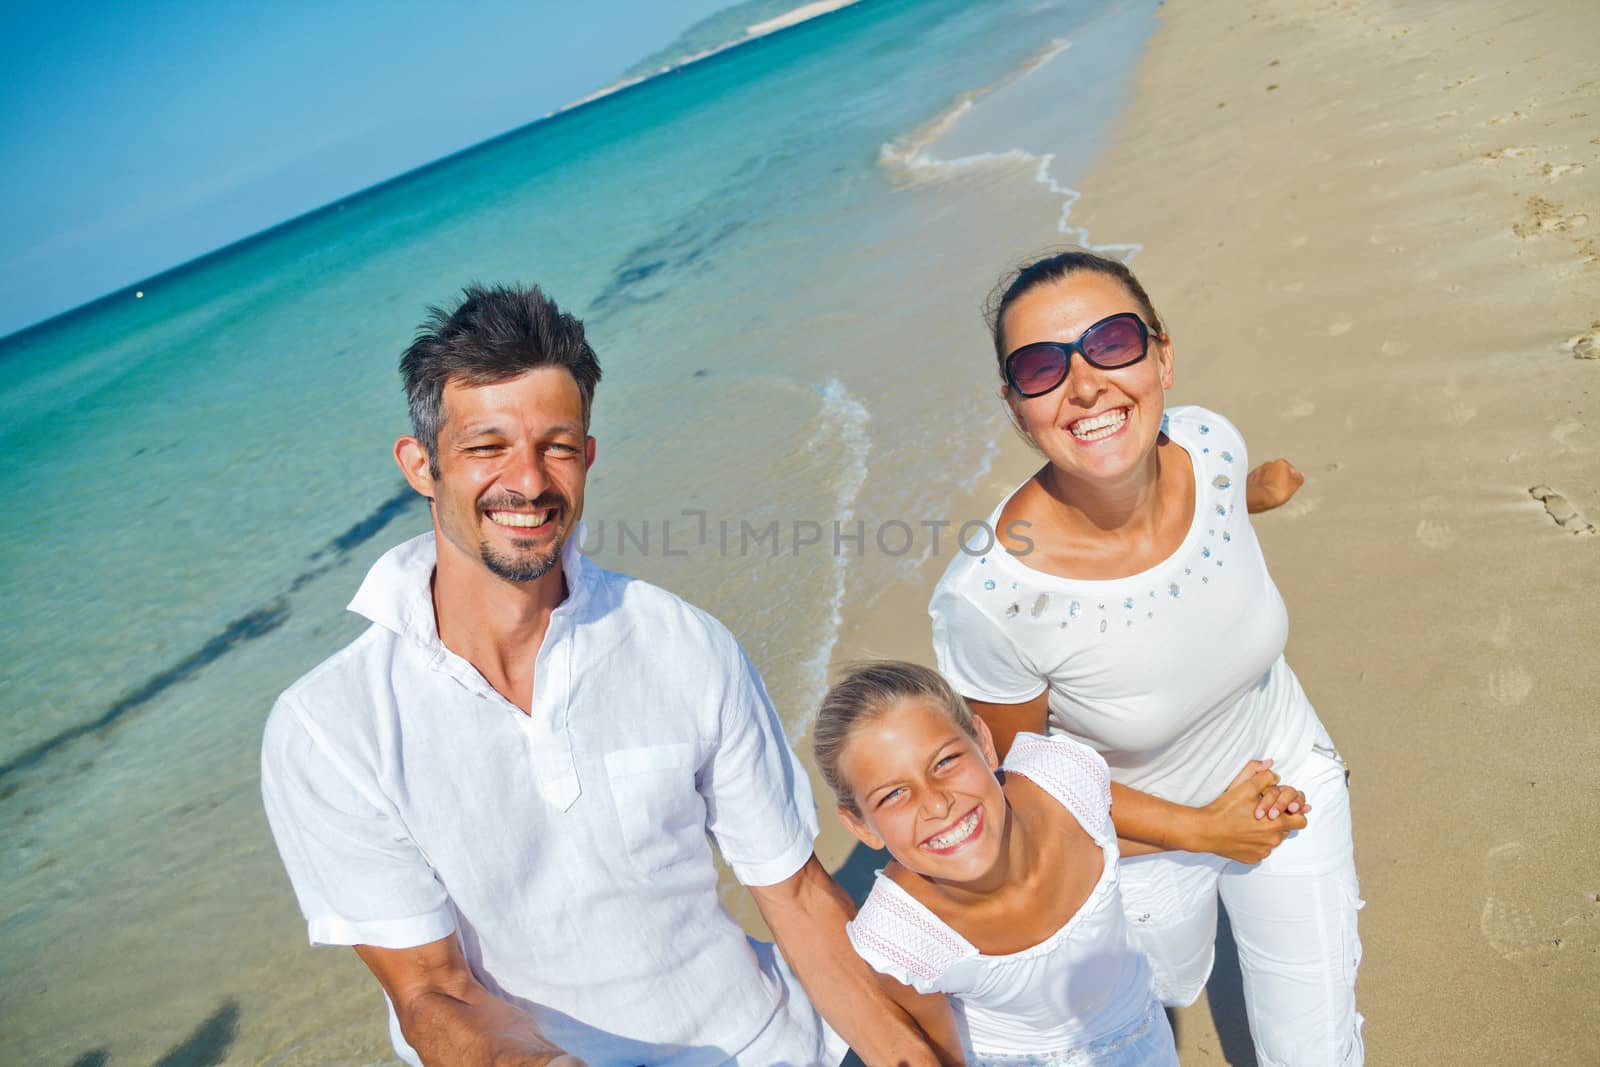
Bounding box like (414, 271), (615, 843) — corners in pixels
(926, 809), (979, 850)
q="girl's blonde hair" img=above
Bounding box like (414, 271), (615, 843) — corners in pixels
(812, 661), (979, 816)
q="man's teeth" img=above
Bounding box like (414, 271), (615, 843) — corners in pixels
(488, 510), (553, 528)
(1069, 408), (1128, 441)
(925, 809), (980, 850)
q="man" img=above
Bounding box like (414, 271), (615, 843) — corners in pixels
(261, 285), (940, 1066)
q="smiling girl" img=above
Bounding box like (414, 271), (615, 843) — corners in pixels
(814, 661), (1183, 1066)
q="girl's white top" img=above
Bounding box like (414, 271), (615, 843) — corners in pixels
(930, 406), (1320, 807)
(846, 733), (1173, 1063)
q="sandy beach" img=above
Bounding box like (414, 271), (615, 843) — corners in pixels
(810, 0), (1599, 1062)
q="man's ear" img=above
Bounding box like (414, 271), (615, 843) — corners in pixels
(972, 714), (1001, 771)
(837, 806), (885, 852)
(585, 435), (597, 470)
(394, 436), (436, 500)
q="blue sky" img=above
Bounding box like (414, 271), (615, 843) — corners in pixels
(0, 0), (739, 337)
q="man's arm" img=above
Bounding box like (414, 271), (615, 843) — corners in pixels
(748, 855), (950, 1067)
(354, 936), (585, 1067)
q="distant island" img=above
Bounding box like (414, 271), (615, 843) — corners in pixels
(554, 0), (861, 116)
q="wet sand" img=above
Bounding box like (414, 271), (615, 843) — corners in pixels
(814, 0), (1600, 1061)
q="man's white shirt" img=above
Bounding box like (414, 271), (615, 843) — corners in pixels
(261, 532), (843, 1065)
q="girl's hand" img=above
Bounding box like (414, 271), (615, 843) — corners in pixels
(1196, 759), (1309, 864)
(1246, 458), (1305, 513)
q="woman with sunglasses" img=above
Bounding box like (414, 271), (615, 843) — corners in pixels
(928, 250), (1362, 1065)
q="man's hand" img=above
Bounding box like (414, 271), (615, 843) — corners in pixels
(1246, 458), (1304, 513)
(354, 937), (581, 1067)
(748, 855), (956, 1067)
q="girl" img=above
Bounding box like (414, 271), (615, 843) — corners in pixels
(815, 660), (1203, 1066)
(929, 249), (1361, 1065)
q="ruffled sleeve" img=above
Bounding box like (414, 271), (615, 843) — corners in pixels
(1003, 733), (1115, 846)
(846, 874), (976, 994)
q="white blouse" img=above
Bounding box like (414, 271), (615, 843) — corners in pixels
(846, 733), (1175, 1065)
(930, 406), (1320, 807)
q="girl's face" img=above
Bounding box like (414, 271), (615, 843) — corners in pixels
(1001, 271), (1175, 489)
(837, 698), (1008, 886)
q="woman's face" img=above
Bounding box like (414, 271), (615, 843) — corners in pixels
(1001, 271), (1175, 489)
(837, 698), (1008, 886)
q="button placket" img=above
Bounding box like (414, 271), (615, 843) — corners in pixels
(528, 615), (580, 811)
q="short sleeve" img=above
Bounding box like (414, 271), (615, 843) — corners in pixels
(1172, 404), (1250, 471)
(929, 583), (1048, 704)
(261, 697), (456, 949)
(699, 643), (818, 887)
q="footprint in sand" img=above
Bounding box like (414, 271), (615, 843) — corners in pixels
(1487, 609), (1515, 647)
(1481, 841), (1600, 959)
(1486, 666), (1534, 706)
(1550, 420), (1587, 453)
(1487, 108), (1526, 126)
(1528, 485), (1597, 534)
(1441, 376), (1477, 425)
(1482, 844), (1546, 958)
(1565, 323), (1600, 360)
(1415, 518), (1456, 549)
(1542, 162), (1586, 181)
(1479, 145), (1537, 164)
(1381, 339), (1412, 356)
(1328, 320), (1353, 337)
(1514, 196), (1589, 237)
(1278, 494), (1319, 520)
(1282, 397), (1316, 418)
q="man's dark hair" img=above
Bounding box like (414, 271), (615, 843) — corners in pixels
(400, 284), (601, 472)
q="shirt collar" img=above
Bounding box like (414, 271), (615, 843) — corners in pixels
(348, 529), (592, 647)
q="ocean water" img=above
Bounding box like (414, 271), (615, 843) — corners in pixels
(0, 0), (1158, 1061)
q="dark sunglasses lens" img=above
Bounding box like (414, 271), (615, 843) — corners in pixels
(1009, 345), (1069, 395)
(1081, 316), (1147, 368)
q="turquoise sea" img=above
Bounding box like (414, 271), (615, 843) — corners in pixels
(0, 0), (1159, 1061)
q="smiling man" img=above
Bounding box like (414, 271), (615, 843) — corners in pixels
(260, 285), (938, 1067)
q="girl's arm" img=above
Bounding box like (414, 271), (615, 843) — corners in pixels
(967, 696), (1307, 865)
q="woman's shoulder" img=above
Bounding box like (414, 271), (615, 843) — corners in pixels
(1163, 404), (1247, 450)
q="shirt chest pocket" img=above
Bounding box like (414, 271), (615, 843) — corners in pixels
(604, 744), (704, 872)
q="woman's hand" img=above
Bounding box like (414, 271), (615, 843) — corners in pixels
(1195, 759), (1309, 864)
(1246, 458), (1304, 513)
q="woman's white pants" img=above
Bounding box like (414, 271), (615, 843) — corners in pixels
(1117, 746), (1364, 1067)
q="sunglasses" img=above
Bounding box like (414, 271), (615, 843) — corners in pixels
(1003, 312), (1151, 398)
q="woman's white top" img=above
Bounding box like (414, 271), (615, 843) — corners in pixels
(930, 406), (1320, 807)
(846, 734), (1173, 1063)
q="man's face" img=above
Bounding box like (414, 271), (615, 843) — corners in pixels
(412, 368), (594, 585)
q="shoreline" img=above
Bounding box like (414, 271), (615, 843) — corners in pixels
(817, 0), (1598, 1060)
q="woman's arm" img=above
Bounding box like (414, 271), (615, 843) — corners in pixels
(967, 696), (1307, 865)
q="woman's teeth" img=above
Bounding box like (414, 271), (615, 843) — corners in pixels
(925, 808), (980, 850)
(1069, 408), (1128, 441)
(488, 509), (553, 528)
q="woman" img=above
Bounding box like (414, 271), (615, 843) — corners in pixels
(929, 249), (1362, 1066)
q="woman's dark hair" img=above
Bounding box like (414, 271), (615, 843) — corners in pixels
(983, 248), (1166, 380)
(400, 283), (601, 473)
